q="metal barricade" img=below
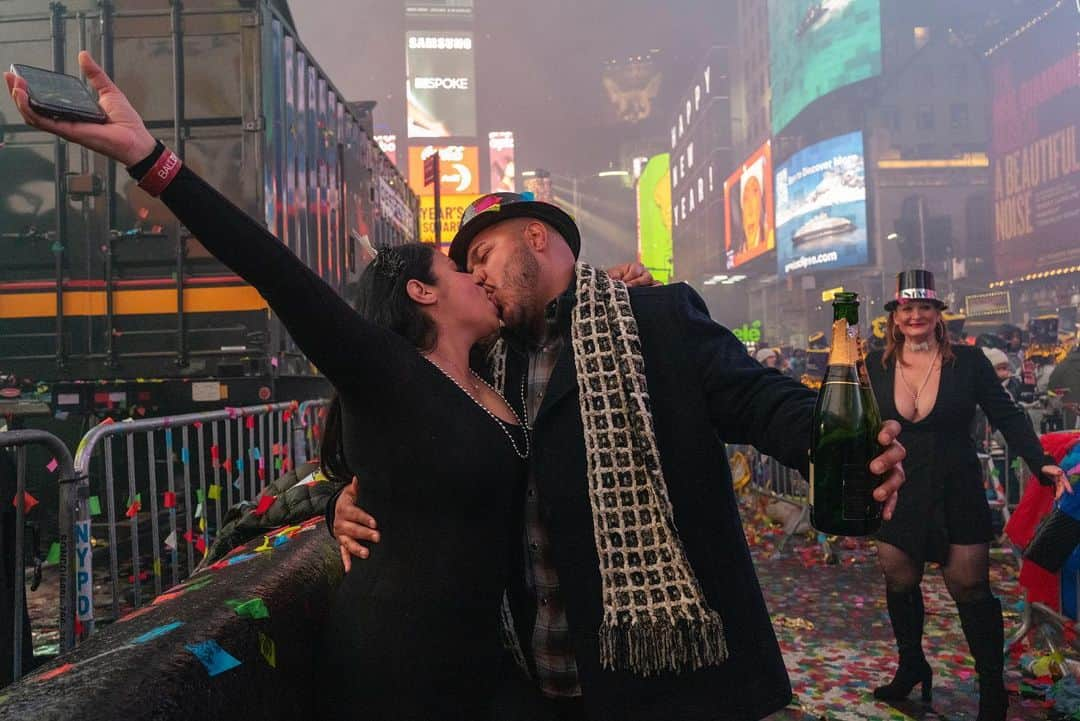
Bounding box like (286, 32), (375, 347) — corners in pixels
(738, 446), (811, 557)
(69, 399), (329, 640)
(293, 399), (330, 471)
(0, 430), (76, 679)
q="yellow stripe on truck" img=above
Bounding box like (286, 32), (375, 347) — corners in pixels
(0, 287), (269, 319)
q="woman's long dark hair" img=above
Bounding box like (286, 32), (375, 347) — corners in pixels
(319, 243), (439, 485)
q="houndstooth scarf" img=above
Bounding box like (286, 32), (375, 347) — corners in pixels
(492, 263), (727, 676)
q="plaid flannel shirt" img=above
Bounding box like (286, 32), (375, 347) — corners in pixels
(519, 288), (582, 698)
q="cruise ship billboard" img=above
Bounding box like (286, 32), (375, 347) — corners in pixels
(774, 131), (868, 276)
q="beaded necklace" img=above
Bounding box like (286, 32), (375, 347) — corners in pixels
(423, 355), (531, 459)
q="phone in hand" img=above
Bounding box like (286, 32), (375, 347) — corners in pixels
(9, 63), (107, 124)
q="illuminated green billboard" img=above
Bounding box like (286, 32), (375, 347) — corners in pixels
(768, 0), (882, 133)
(636, 154), (673, 283)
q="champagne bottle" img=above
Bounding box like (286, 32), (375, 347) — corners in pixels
(809, 292), (884, 536)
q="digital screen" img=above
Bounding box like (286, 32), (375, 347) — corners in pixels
(374, 134), (398, 167)
(601, 55), (663, 125)
(405, 1), (474, 20)
(636, 154), (673, 283)
(407, 145), (479, 196)
(405, 31), (477, 138)
(775, 131), (868, 276)
(419, 194), (480, 249)
(523, 175), (554, 203)
(767, 0), (882, 133)
(670, 48), (723, 150)
(724, 141), (775, 269)
(14, 65), (101, 114)
(488, 131), (515, 193)
(990, 3), (1080, 279)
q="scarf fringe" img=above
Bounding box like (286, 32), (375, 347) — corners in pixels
(599, 611), (729, 676)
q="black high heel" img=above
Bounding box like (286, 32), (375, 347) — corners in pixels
(873, 659), (933, 703)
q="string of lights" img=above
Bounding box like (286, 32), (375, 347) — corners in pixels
(988, 264), (1080, 288)
(984, 0), (1064, 57)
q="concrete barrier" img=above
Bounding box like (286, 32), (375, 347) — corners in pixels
(0, 517), (341, 721)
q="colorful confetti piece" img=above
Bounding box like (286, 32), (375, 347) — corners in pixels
(185, 640), (241, 677)
(131, 621), (184, 644)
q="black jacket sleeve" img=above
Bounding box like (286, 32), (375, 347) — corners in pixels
(972, 348), (1056, 484)
(155, 165), (411, 396)
(323, 483), (346, 539)
(676, 284), (816, 476)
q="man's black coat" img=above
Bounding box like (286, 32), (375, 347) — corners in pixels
(502, 282), (815, 721)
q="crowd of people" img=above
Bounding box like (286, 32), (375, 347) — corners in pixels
(752, 313), (1080, 432)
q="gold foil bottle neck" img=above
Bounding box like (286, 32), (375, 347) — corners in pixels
(828, 319), (858, 367)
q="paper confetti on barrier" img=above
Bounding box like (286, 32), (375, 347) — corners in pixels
(186, 640), (241, 677)
(163, 491), (177, 509)
(131, 621), (184, 644)
(116, 606), (155, 623)
(45, 458), (58, 473)
(259, 632), (276, 668)
(226, 597), (269, 619)
(252, 495), (275, 516)
(33, 663), (74, 682)
(88, 496), (102, 516)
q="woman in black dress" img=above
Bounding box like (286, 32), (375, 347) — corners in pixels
(867, 271), (1071, 721)
(6, 54), (534, 719)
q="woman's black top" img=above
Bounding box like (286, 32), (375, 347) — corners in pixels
(149, 161), (527, 718)
(867, 345), (1054, 563)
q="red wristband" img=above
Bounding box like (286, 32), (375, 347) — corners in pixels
(138, 147), (183, 197)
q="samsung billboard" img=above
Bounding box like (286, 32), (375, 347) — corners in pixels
(775, 131), (868, 276)
(406, 31), (477, 138)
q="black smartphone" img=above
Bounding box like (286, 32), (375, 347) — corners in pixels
(9, 63), (108, 124)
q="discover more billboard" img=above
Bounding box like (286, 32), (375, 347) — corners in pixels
(724, 141), (774, 269)
(768, 0), (882, 134)
(775, 131), (868, 276)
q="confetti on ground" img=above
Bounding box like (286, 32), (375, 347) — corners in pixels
(738, 491), (1064, 721)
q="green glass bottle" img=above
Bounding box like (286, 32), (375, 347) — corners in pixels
(809, 291), (884, 536)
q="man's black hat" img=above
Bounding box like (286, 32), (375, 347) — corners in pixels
(448, 192), (581, 268)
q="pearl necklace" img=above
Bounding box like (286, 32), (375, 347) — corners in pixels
(423, 355), (531, 459)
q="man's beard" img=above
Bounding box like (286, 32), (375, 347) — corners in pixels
(500, 245), (544, 338)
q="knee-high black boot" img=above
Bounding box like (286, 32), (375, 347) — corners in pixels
(874, 590), (932, 702)
(957, 597), (1008, 721)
